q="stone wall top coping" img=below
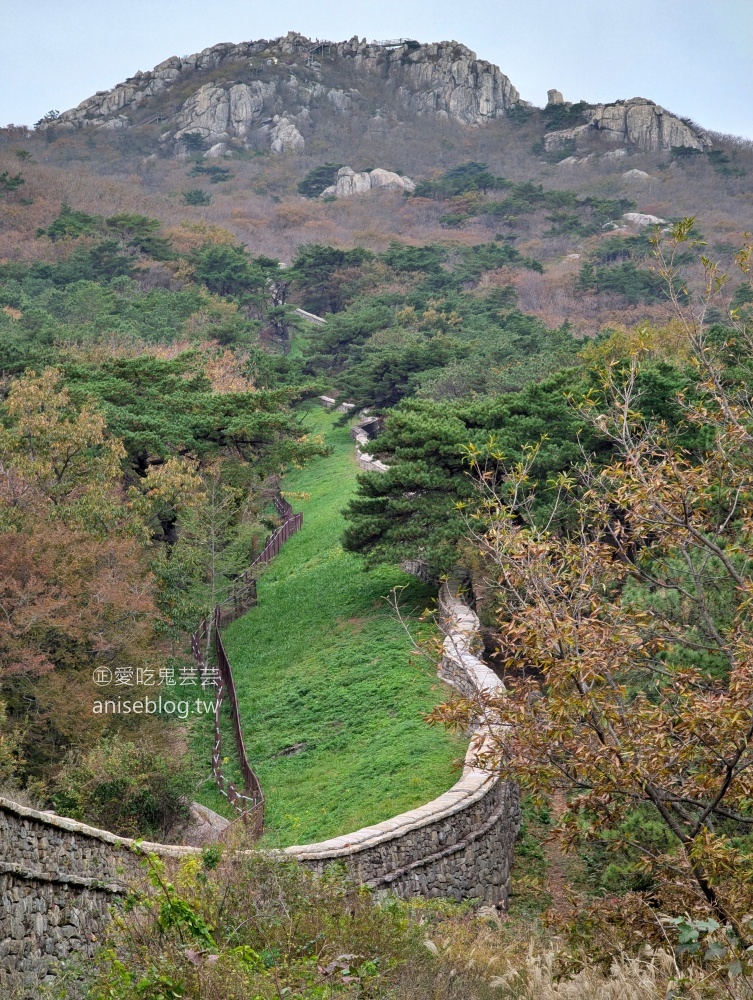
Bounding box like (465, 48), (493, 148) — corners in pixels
(0, 766), (496, 868)
(354, 443), (390, 472)
(285, 767), (496, 860)
(0, 797), (201, 859)
(285, 581), (503, 861)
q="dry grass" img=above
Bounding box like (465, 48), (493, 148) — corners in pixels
(24, 843), (748, 999)
(3, 121), (751, 335)
(484, 944), (691, 998)
(412, 913), (739, 999)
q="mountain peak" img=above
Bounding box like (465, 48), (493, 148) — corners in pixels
(44, 33), (711, 158)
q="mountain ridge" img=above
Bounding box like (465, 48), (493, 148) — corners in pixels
(44, 31), (712, 157)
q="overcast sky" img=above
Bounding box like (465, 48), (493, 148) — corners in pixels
(2, 0), (752, 138)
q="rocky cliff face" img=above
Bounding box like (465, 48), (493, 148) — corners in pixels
(49, 32), (522, 154)
(48, 33), (712, 158)
(172, 81), (275, 141)
(545, 97), (712, 153)
(373, 39), (521, 124)
(591, 98), (712, 151)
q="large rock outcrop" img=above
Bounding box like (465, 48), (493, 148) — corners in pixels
(545, 97), (712, 153)
(590, 98), (712, 151)
(173, 81), (275, 141)
(622, 211), (667, 227)
(47, 34), (713, 159)
(268, 116), (305, 154)
(321, 166), (416, 198)
(384, 41), (521, 123)
(50, 32), (522, 141)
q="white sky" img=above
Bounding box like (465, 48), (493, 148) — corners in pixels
(2, 0), (752, 139)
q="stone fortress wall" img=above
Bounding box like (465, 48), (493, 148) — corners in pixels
(285, 582), (519, 901)
(0, 801), (199, 987)
(0, 442), (518, 989)
(351, 423), (391, 472)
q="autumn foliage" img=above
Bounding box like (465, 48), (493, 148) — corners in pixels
(0, 369), (158, 679)
(434, 225), (753, 945)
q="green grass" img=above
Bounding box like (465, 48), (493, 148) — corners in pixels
(197, 406), (464, 846)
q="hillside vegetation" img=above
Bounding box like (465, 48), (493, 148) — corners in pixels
(3, 32), (753, 998)
(217, 406), (464, 845)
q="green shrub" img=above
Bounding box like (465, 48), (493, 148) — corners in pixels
(381, 240), (446, 273)
(297, 162), (343, 198)
(0, 701), (23, 788)
(413, 161), (509, 199)
(707, 149), (746, 178)
(188, 242), (260, 296)
(439, 212), (468, 228)
(31, 240), (135, 284)
(290, 243), (374, 314)
(0, 171), (25, 199)
(105, 213), (175, 259)
(732, 282), (753, 309)
(34, 109), (60, 129)
(37, 202), (99, 240)
(51, 734), (192, 838)
(37, 206), (175, 260)
(671, 144), (703, 160)
(190, 164), (234, 184)
(541, 100), (591, 131)
(506, 104), (535, 126)
(576, 260), (666, 303)
(84, 849), (498, 1000)
(545, 211), (593, 236)
(181, 189), (212, 206)
(592, 233), (653, 264)
(180, 132), (205, 153)
(543, 139), (578, 164)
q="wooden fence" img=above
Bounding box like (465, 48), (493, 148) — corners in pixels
(190, 487), (303, 837)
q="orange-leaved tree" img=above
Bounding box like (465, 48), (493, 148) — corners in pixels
(0, 369), (171, 787)
(435, 223), (753, 934)
(0, 368), (158, 679)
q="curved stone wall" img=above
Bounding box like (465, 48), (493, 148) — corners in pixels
(351, 423), (390, 472)
(286, 582), (519, 902)
(0, 584), (519, 987)
(0, 800), (201, 987)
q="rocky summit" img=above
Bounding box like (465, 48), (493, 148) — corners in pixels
(44, 31), (712, 158)
(49, 32), (521, 155)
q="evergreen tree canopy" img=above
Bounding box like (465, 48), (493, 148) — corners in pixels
(343, 360), (696, 571)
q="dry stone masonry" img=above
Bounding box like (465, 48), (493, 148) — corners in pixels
(351, 420), (390, 472)
(0, 800), (200, 988)
(0, 581), (518, 987)
(286, 582), (520, 903)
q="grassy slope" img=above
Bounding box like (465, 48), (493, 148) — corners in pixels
(214, 406), (464, 846)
